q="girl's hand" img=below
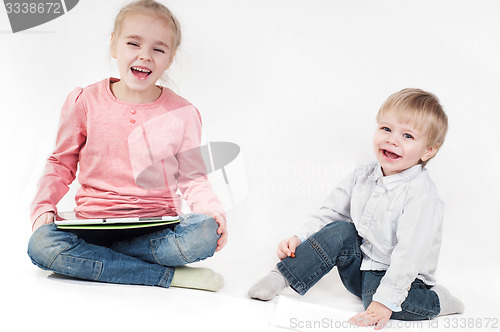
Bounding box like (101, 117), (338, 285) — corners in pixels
(32, 212), (54, 232)
(200, 210), (227, 252)
(349, 301), (392, 330)
(277, 236), (302, 260)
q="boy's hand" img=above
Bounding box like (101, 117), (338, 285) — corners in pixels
(32, 212), (54, 232)
(277, 236), (302, 260)
(349, 301), (392, 330)
(200, 209), (227, 252)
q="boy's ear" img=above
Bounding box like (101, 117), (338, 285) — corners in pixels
(421, 144), (439, 162)
(110, 33), (117, 58)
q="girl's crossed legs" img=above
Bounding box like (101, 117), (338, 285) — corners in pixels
(28, 213), (223, 290)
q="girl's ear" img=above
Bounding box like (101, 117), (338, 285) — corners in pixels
(167, 50), (176, 68)
(421, 144), (439, 162)
(110, 33), (117, 59)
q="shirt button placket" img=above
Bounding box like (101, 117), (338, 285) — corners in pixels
(130, 109), (137, 124)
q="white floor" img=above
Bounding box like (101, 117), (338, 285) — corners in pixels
(2, 201), (499, 332)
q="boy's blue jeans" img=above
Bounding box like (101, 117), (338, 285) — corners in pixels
(277, 220), (441, 321)
(27, 213), (220, 288)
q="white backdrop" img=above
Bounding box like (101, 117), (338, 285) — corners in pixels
(1, 0), (499, 328)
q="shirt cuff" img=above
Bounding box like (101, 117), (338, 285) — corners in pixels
(372, 282), (408, 312)
(372, 293), (402, 312)
(31, 205), (56, 227)
(294, 232), (308, 243)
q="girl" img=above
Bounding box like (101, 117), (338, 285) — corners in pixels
(28, 0), (227, 292)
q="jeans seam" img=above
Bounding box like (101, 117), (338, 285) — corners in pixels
(158, 267), (173, 288)
(173, 236), (190, 262)
(307, 238), (335, 268)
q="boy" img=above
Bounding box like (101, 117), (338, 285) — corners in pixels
(248, 88), (464, 329)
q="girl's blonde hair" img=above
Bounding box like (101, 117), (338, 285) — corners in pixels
(376, 88), (448, 167)
(112, 0), (182, 53)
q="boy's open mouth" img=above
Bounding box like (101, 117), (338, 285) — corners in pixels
(383, 149), (401, 160)
(131, 66), (152, 79)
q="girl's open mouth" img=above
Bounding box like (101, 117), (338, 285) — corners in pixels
(383, 149), (401, 160)
(131, 66), (152, 79)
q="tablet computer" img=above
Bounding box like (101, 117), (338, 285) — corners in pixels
(55, 211), (180, 230)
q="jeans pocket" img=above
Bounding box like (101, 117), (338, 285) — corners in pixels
(53, 254), (103, 280)
(150, 214), (219, 266)
(150, 235), (189, 266)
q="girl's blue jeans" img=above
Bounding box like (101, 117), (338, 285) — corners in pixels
(27, 213), (220, 288)
(277, 220), (441, 320)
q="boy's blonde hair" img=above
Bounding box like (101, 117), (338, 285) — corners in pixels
(376, 88), (448, 167)
(112, 0), (182, 53)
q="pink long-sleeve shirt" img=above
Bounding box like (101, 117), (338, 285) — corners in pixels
(31, 78), (224, 226)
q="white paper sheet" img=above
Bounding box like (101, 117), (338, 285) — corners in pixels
(271, 296), (425, 332)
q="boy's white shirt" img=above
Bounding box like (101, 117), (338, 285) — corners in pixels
(296, 162), (444, 312)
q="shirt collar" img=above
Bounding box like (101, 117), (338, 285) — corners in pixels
(371, 163), (424, 191)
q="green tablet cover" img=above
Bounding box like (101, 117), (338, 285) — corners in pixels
(56, 219), (179, 230)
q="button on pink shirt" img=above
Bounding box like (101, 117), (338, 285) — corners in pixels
(31, 78), (224, 226)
